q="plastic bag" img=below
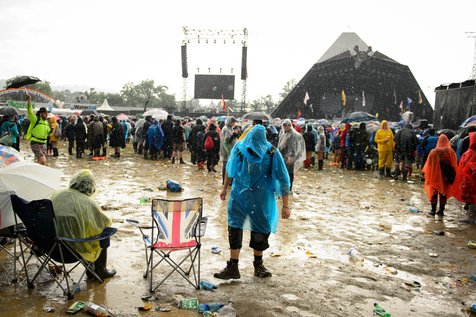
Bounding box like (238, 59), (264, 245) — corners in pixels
(166, 179), (183, 192)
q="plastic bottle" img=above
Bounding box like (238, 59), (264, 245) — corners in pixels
(198, 303), (224, 313)
(84, 302), (108, 317)
(195, 217), (208, 237)
(348, 248), (364, 262)
(199, 280), (217, 290)
(373, 303), (391, 317)
(217, 301), (236, 317)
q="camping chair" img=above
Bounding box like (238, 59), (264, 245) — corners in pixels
(127, 197), (205, 292)
(0, 224), (30, 283)
(10, 194), (117, 299)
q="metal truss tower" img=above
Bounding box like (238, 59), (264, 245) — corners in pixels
(182, 27), (248, 111)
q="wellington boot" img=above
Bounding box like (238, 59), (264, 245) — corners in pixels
(53, 148), (59, 157)
(171, 157), (175, 164)
(318, 160), (324, 170)
(402, 170), (408, 182)
(179, 159), (186, 164)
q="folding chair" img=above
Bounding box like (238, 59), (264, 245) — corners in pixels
(0, 224), (29, 283)
(10, 194), (117, 299)
(127, 197), (205, 292)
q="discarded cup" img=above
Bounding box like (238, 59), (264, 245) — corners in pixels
(211, 246), (221, 254)
(178, 298), (199, 310)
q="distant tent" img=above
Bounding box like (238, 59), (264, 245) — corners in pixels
(98, 99), (114, 111)
(272, 32), (433, 121)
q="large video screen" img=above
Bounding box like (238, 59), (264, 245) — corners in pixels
(194, 75), (235, 100)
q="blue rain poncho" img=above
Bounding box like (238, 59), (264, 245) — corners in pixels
(226, 125), (290, 234)
(51, 170), (112, 262)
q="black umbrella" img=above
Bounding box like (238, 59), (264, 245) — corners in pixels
(242, 112), (272, 121)
(0, 106), (20, 116)
(80, 109), (98, 116)
(341, 111), (376, 123)
(437, 129), (456, 140)
(6, 75), (41, 89)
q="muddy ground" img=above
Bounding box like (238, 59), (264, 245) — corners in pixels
(1, 140), (476, 317)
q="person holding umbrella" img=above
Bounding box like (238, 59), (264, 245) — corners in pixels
(25, 95), (50, 165)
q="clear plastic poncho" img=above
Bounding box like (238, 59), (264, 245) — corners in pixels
(50, 169), (112, 262)
(278, 119), (306, 172)
(226, 125), (290, 234)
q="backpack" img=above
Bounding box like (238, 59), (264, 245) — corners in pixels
(204, 135), (214, 150)
(0, 124), (13, 146)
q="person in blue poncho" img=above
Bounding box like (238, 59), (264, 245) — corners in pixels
(214, 125), (291, 280)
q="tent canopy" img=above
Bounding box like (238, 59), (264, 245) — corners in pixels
(272, 32), (433, 122)
(97, 99), (114, 111)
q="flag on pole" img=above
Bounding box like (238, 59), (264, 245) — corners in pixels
(362, 91), (366, 107)
(221, 94), (226, 112)
(341, 90), (346, 106)
(297, 110), (301, 119)
(303, 91), (310, 105)
(418, 90), (423, 104)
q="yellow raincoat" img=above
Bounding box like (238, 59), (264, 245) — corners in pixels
(49, 116), (59, 143)
(375, 120), (395, 169)
(51, 170), (111, 262)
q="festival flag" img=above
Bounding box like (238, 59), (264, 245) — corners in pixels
(406, 97), (412, 111)
(303, 91), (310, 105)
(362, 91), (366, 107)
(297, 110), (301, 119)
(341, 90), (346, 106)
(399, 100), (405, 113)
(418, 90), (423, 104)
(221, 94), (226, 112)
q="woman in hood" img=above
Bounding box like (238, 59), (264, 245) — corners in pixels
(51, 169), (116, 279)
(375, 120), (395, 177)
(278, 119), (306, 190)
(452, 132), (476, 223)
(422, 134), (457, 216)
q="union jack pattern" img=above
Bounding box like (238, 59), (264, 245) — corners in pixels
(151, 198), (202, 249)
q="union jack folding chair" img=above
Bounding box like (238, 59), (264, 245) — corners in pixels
(127, 197), (205, 292)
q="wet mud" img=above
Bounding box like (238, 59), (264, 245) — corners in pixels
(1, 141), (476, 316)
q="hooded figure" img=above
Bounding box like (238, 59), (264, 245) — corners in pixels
(452, 132), (476, 217)
(220, 117), (238, 182)
(302, 123), (316, 168)
(51, 169), (116, 279)
(375, 120), (395, 177)
(278, 119), (306, 189)
(215, 125), (291, 280)
(422, 134), (457, 216)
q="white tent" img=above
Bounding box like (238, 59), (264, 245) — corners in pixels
(98, 99), (114, 111)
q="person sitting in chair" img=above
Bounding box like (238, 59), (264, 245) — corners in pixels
(50, 169), (116, 279)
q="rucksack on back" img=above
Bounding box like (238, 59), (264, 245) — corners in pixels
(204, 135), (214, 150)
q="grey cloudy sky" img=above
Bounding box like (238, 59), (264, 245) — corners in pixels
(0, 0), (475, 106)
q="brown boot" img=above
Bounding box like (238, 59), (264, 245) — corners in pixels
(214, 261), (240, 280)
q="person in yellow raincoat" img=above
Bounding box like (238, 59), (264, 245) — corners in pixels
(48, 115), (59, 157)
(375, 120), (395, 177)
(50, 169), (116, 279)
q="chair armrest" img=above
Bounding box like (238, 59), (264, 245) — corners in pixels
(59, 227), (117, 243)
(125, 219), (153, 229)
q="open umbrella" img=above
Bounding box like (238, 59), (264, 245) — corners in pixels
(0, 160), (62, 229)
(242, 112), (272, 122)
(6, 75), (41, 89)
(0, 106), (20, 117)
(142, 108), (169, 120)
(0, 145), (23, 168)
(460, 115), (476, 128)
(341, 111), (376, 123)
(116, 113), (129, 121)
(80, 109), (98, 116)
